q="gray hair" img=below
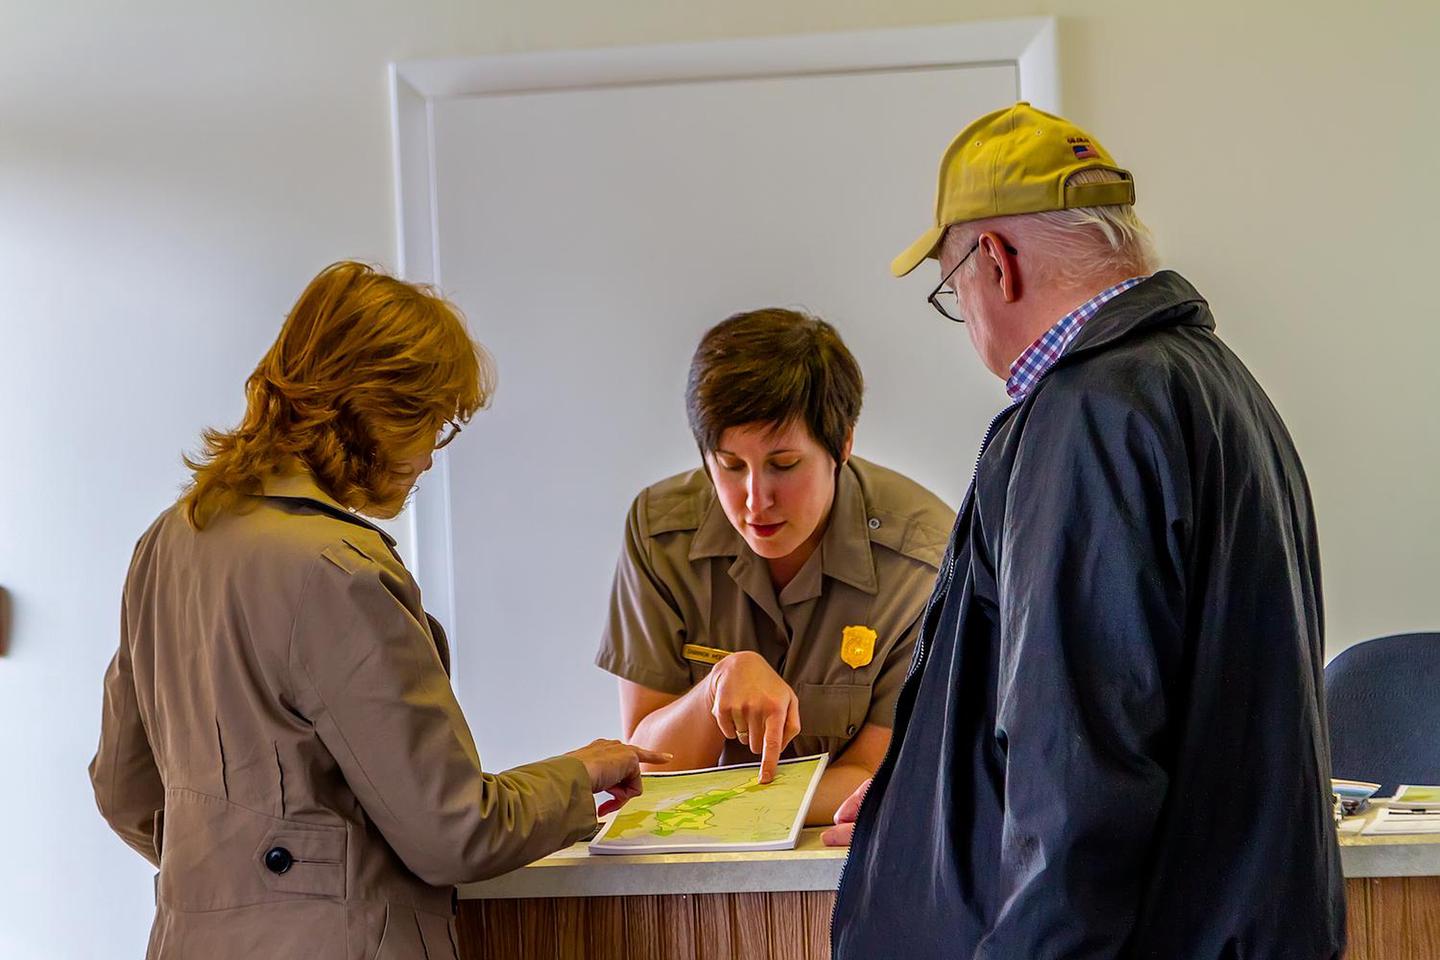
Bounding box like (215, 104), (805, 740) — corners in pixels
(945, 168), (1159, 287)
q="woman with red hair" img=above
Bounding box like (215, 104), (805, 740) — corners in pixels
(90, 261), (662, 960)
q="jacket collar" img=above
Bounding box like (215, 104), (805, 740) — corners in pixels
(1057, 270), (1212, 367)
(259, 467), (398, 547)
(687, 460), (878, 597)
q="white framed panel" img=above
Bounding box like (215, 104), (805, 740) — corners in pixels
(392, 20), (1058, 768)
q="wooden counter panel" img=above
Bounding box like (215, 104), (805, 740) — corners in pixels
(458, 890), (836, 959)
(1345, 876), (1440, 960)
(459, 880), (1440, 958)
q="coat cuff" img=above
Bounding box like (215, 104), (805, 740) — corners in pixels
(539, 754), (600, 846)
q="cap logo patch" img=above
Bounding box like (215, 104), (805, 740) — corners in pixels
(1071, 142), (1098, 159)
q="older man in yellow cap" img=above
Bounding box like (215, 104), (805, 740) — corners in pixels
(826, 103), (1346, 959)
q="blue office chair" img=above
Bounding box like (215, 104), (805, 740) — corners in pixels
(1325, 632), (1440, 797)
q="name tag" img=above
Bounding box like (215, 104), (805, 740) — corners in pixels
(681, 643), (731, 666)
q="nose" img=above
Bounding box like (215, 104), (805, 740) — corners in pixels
(745, 470), (773, 514)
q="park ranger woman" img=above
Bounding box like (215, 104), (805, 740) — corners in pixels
(595, 308), (954, 835)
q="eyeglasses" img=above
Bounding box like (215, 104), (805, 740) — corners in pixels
(434, 418), (463, 450)
(927, 239), (1019, 323)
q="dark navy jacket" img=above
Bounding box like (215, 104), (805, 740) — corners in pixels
(832, 272), (1346, 960)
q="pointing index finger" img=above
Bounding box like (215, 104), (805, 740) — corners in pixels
(631, 746), (674, 765)
(758, 711), (785, 784)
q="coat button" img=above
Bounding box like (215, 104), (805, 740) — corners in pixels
(846, 724), (858, 736)
(264, 846), (294, 875)
(868, 518), (881, 530)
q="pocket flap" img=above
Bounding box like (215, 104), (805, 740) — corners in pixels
(253, 822), (347, 898)
(796, 683), (869, 739)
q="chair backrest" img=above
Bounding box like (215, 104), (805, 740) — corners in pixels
(1325, 632), (1440, 796)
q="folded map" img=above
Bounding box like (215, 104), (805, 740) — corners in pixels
(589, 754), (828, 855)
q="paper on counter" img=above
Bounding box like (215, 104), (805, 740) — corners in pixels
(1391, 784), (1440, 810)
(1361, 807), (1440, 836)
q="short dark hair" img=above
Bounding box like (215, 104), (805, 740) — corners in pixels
(685, 308), (863, 465)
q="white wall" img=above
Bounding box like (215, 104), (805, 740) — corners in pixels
(0, 4), (473, 957)
(1, 1), (1436, 957)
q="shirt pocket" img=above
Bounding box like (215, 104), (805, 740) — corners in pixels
(686, 657), (718, 688)
(796, 682), (871, 743)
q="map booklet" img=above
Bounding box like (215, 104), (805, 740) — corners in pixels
(588, 753), (828, 855)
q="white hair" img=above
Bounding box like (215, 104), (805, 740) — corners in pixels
(945, 168), (1159, 288)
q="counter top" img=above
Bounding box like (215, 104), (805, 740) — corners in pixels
(459, 811), (1440, 901)
(1337, 801), (1440, 878)
(460, 828), (846, 900)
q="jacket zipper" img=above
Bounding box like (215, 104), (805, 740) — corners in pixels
(900, 404), (1010, 681)
(829, 404), (1013, 949)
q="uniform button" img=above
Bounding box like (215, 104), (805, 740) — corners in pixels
(867, 517), (881, 530)
(846, 724), (858, 736)
(264, 846), (294, 875)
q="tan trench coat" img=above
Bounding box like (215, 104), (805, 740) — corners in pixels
(90, 471), (598, 959)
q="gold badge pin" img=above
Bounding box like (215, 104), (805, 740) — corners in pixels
(841, 625), (878, 669)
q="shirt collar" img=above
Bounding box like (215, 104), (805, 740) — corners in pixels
(1005, 276), (1148, 402)
(259, 466), (397, 547)
(688, 460), (878, 598)
(822, 462), (879, 595)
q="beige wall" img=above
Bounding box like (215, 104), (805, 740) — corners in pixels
(1, 1), (1435, 955)
(497, 0), (1440, 653)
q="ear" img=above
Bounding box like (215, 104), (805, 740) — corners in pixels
(839, 429), (854, 466)
(977, 231), (1020, 303)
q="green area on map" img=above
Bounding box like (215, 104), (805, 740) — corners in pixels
(1396, 785), (1440, 805)
(597, 756), (823, 848)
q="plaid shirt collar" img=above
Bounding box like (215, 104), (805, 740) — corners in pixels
(1005, 276), (1149, 402)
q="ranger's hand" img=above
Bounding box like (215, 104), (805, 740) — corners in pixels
(705, 651), (801, 783)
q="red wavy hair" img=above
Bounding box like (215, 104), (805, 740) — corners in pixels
(183, 261), (493, 527)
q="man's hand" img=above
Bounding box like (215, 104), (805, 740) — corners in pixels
(706, 651), (801, 783)
(566, 739), (672, 817)
(822, 777), (871, 846)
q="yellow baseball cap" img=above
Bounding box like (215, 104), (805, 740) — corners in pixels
(891, 102), (1136, 277)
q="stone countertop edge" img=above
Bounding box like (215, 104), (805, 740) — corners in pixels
(1338, 803), (1440, 878)
(457, 822), (1440, 900)
(458, 827), (846, 900)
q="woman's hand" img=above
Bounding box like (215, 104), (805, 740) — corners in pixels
(705, 651), (801, 783)
(566, 739), (672, 817)
(821, 777), (871, 847)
